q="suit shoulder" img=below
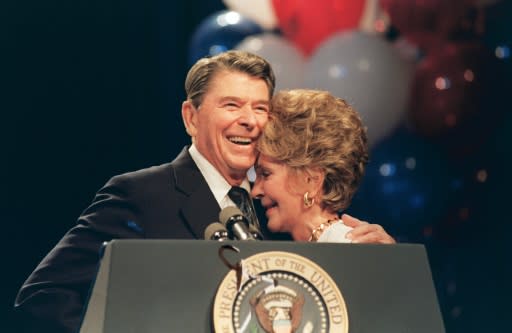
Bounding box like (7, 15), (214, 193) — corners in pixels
(108, 163), (174, 187)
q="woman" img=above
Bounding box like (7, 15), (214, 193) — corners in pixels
(252, 89), (394, 243)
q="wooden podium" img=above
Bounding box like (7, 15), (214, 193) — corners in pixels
(79, 240), (445, 333)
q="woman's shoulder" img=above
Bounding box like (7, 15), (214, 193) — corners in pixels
(317, 220), (353, 243)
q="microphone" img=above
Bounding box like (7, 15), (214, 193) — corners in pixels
(204, 222), (229, 241)
(219, 206), (258, 241)
(248, 225), (264, 240)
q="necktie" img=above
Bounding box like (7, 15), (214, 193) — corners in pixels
(228, 186), (260, 231)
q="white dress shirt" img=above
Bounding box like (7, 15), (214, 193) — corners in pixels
(188, 144), (251, 210)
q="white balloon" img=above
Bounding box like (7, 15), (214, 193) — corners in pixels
(235, 33), (305, 91)
(223, 0), (277, 30)
(304, 31), (414, 146)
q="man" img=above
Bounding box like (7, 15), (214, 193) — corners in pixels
(14, 50), (394, 333)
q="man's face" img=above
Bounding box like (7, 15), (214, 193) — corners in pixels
(183, 70), (270, 185)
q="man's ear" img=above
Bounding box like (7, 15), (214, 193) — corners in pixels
(181, 100), (198, 137)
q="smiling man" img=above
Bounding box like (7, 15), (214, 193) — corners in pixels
(181, 67), (271, 185)
(15, 50), (277, 333)
(14, 51), (393, 333)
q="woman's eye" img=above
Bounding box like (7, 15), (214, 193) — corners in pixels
(256, 170), (269, 179)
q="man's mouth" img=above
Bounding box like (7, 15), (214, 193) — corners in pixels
(228, 136), (252, 145)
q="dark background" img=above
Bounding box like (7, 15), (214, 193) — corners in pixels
(2, 0), (511, 332)
(3, 0), (225, 329)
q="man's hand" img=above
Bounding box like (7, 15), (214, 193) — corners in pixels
(342, 214), (396, 244)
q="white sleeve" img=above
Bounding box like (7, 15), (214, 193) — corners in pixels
(317, 221), (353, 243)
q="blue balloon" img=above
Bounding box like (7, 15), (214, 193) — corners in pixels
(188, 10), (263, 65)
(346, 127), (455, 242)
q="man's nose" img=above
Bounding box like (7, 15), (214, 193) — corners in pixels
(238, 106), (258, 128)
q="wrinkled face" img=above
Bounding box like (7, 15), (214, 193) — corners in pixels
(251, 155), (304, 234)
(183, 70), (270, 184)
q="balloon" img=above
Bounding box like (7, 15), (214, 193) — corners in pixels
(346, 126), (455, 241)
(407, 40), (504, 158)
(304, 31), (413, 146)
(271, 0), (366, 56)
(188, 10), (263, 65)
(222, 0), (278, 30)
(235, 33), (305, 90)
(380, 0), (473, 49)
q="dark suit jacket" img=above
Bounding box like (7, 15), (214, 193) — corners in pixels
(14, 146), (287, 333)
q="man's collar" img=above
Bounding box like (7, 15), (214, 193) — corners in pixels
(188, 144), (251, 204)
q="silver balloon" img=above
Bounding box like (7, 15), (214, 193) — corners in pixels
(304, 30), (414, 146)
(235, 33), (305, 91)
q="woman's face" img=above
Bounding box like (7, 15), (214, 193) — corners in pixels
(251, 155), (305, 234)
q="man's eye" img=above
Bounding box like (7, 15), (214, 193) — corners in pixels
(255, 106), (269, 113)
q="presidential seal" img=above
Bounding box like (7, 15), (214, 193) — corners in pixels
(213, 251), (348, 333)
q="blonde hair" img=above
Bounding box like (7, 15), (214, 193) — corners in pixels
(257, 89), (369, 213)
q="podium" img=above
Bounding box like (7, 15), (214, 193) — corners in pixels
(79, 240), (445, 333)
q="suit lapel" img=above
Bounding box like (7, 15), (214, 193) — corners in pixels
(171, 147), (221, 239)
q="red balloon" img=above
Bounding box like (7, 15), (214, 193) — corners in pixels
(408, 41), (503, 158)
(271, 0), (365, 56)
(380, 0), (474, 48)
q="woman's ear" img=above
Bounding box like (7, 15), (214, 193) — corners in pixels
(305, 168), (325, 197)
(181, 100), (198, 138)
